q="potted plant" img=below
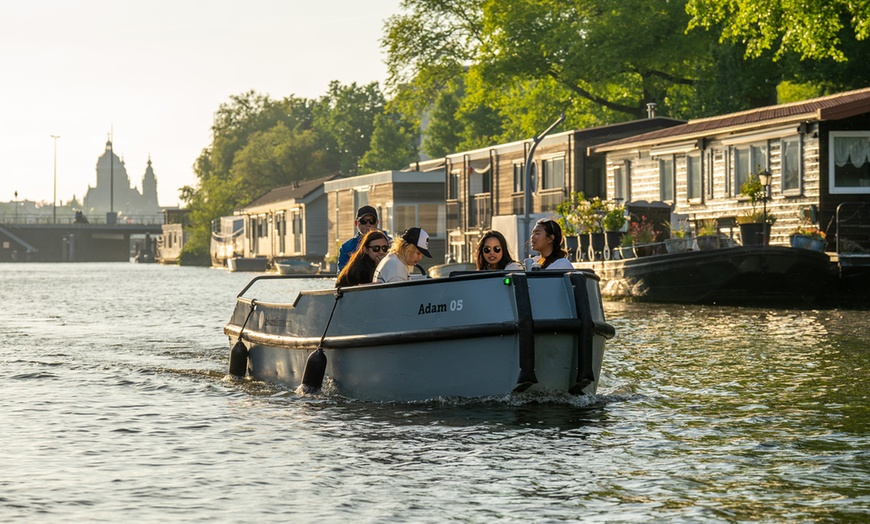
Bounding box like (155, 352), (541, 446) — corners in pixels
(790, 224), (826, 251)
(584, 197), (607, 260)
(695, 218), (720, 250)
(737, 172), (774, 245)
(629, 216), (657, 257)
(556, 192), (585, 261)
(618, 229), (635, 260)
(603, 204), (627, 256)
(664, 219), (692, 253)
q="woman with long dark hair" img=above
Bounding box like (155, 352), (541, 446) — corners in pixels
(475, 230), (522, 270)
(529, 218), (573, 269)
(336, 230), (390, 287)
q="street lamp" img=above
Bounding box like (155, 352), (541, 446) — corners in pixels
(758, 170), (772, 245)
(51, 135), (60, 224)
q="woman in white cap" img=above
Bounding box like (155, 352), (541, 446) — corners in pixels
(373, 227), (432, 283)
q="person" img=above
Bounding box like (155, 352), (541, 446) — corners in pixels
(529, 218), (574, 269)
(335, 230), (390, 287)
(337, 205), (387, 272)
(475, 230), (523, 271)
(373, 227), (432, 283)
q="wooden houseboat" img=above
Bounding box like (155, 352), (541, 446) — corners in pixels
(588, 87), (870, 284)
(443, 116), (684, 264)
(323, 167), (446, 267)
(229, 174), (339, 271)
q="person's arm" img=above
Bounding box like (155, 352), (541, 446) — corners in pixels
(546, 257), (574, 270)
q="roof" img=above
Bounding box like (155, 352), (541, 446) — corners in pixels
(446, 117), (686, 161)
(592, 86), (870, 153)
(244, 173), (340, 208)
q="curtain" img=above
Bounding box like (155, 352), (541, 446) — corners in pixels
(834, 136), (870, 168)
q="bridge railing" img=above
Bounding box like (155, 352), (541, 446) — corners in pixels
(0, 214), (166, 226)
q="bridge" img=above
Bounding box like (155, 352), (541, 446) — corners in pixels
(0, 214), (164, 262)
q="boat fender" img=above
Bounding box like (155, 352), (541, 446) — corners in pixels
(228, 299), (257, 378)
(302, 289), (343, 392)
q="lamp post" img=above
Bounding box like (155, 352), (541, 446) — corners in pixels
(758, 170), (772, 246)
(51, 135), (60, 224)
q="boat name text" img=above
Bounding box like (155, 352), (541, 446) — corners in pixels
(418, 299), (463, 315)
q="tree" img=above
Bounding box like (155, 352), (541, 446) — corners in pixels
(358, 112), (419, 173)
(686, 0), (870, 62)
(313, 81), (386, 176)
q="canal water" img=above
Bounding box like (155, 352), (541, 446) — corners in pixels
(1, 263), (868, 522)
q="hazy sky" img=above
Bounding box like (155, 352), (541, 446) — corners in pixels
(1, 0), (402, 208)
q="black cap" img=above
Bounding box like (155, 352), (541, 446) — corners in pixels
(402, 227), (432, 258)
(356, 205), (378, 221)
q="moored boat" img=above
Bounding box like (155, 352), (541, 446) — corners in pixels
(577, 244), (832, 305)
(224, 270), (615, 402)
(274, 258), (321, 275)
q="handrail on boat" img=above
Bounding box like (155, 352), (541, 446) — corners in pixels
(235, 273), (334, 297)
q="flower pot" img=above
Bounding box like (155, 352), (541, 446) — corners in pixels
(665, 237), (692, 254)
(739, 223), (769, 246)
(633, 243), (656, 257)
(790, 234), (825, 251)
(606, 231), (625, 250)
(619, 245), (635, 259)
(578, 234), (590, 261)
(565, 235), (579, 261)
(696, 235), (720, 251)
(588, 233), (606, 261)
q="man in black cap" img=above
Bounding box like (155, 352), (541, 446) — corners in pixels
(337, 205), (387, 272)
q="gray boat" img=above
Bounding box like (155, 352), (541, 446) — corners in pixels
(224, 270), (615, 402)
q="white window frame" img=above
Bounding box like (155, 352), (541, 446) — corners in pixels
(829, 131), (870, 194)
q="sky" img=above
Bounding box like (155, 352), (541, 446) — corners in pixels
(0, 0), (402, 208)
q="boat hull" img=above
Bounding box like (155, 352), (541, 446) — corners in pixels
(225, 271), (614, 401)
(578, 245), (831, 305)
(226, 256), (270, 272)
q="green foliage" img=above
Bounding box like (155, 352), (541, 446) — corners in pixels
(603, 206), (627, 232)
(312, 81), (386, 177)
(358, 111), (418, 173)
(686, 0), (870, 62)
(697, 219), (719, 237)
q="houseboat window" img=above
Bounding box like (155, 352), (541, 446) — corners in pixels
(513, 163), (524, 193)
(687, 154), (702, 200)
(705, 149), (715, 199)
(659, 157), (674, 201)
(448, 170), (460, 200)
(829, 132), (870, 194)
(781, 137), (801, 193)
(293, 212), (302, 253)
(733, 143), (768, 194)
(397, 204), (440, 239)
(542, 156), (565, 190)
(614, 160), (630, 202)
(353, 190), (370, 216)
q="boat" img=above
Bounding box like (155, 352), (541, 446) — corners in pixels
(274, 258), (321, 275)
(224, 270), (615, 402)
(577, 244), (832, 305)
(226, 256), (270, 272)
(427, 262), (477, 278)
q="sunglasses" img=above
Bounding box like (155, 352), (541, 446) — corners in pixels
(358, 218), (376, 225)
(482, 246), (502, 254)
(367, 245), (389, 253)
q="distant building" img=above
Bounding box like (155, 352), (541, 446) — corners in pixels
(83, 140), (160, 218)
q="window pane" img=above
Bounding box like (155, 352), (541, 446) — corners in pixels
(660, 158), (674, 201)
(513, 164), (524, 193)
(734, 147), (749, 191)
(782, 138), (800, 191)
(688, 155), (701, 199)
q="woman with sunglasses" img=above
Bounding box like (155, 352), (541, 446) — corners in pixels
(336, 230), (390, 287)
(373, 227), (432, 283)
(475, 230), (522, 271)
(529, 218), (574, 270)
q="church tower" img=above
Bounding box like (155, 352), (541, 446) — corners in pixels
(141, 156), (160, 212)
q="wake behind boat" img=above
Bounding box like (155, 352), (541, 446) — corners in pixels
(224, 270), (615, 402)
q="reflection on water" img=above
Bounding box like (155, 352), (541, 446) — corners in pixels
(1, 264), (868, 522)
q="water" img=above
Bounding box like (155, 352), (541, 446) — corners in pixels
(1, 263), (868, 522)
